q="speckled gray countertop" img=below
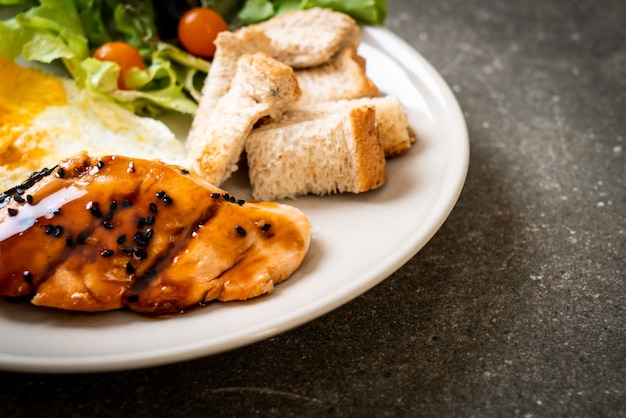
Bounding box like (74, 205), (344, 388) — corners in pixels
(2, 0), (624, 416)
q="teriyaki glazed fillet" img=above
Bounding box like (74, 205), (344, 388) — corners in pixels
(0, 152), (311, 315)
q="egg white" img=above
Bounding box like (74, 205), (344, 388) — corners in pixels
(1, 78), (187, 192)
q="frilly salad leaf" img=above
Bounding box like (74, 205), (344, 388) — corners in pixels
(0, 0), (208, 116)
(1, 0), (387, 116)
(0, 0), (90, 75)
(77, 41), (208, 115)
(237, 0), (387, 25)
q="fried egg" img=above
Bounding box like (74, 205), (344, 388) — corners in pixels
(0, 55), (187, 192)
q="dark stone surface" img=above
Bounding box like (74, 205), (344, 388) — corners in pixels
(1, 0), (624, 416)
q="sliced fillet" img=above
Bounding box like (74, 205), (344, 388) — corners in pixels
(0, 152), (311, 314)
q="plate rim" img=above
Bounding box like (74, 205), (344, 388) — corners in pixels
(0, 26), (469, 373)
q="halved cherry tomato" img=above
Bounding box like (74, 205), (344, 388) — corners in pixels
(93, 42), (146, 90)
(178, 7), (228, 58)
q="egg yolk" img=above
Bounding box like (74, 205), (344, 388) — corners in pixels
(0, 55), (67, 156)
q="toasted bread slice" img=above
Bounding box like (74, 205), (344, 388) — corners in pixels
(294, 46), (379, 106)
(195, 27), (274, 115)
(290, 96), (415, 157)
(254, 7), (360, 68)
(245, 105), (386, 200)
(186, 52), (301, 186)
(194, 8), (366, 116)
(196, 8), (360, 113)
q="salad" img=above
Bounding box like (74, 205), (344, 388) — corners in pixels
(0, 0), (387, 116)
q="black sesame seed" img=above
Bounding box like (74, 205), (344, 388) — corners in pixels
(101, 249), (114, 257)
(125, 262), (135, 274)
(237, 199), (245, 206)
(222, 193), (230, 200)
(109, 201), (118, 212)
(117, 234), (127, 244)
(134, 248), (148, 259)
(229, 196), (236, 203)
(53, 208), (61, 215)
(121, 200), (133, 207)
(136, 217), (146, 228)
(88, 202), (102, 218)
(97, 160), (104, 169)
(7, 208), (18, 216)
(156, 191), (166, 199)
(180, 168), (190, 174)
(56, 167), (65, 178)
(261, 223), (272, 232)
(26, 195), (34, 204)
(235, 225), (247, 237)
(13, 194), (25, 203)
(210, 193), (220, 199)
(45, 225), (54, 235)
(149, 203), (158, 213)
(145, 215), (155, 225)
(102, 212), (113, 222)
(162, 195), (173, 205)
(53, 225), (63, 237)
(5, 166), (55, 199)
(122, 247), (135, 255)
(102, 221), (114, 229)
(145, 228), (154, 239)
(23, 271), (33, 284)
(134, 232), (145, 246)
(66, 235), (73, 247)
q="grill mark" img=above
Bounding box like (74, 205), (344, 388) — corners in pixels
(124, 203), (222, 304)
(37, 219), (101, 288)
(35, 188), (143, 290)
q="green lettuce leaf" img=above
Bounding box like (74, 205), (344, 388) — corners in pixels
(75, 41), (205, 115)
(1, 0), (387, 116)
(0, 0), (89, 75)
(237, 0), (387, 25)
(0, 0), (35, 5)
(200, 0), (246, 24)
(74, 0), (113, 47)
(238, 0), (275, 24)
(302, 0), (386, 25)
(1, 0), (210, 116)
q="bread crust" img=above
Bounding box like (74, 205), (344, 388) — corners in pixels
(193, 28), (274, 118)
(294, 46), (379, 105)
(349, 106), (387, 192)
(245, 105), (386, 200)
(290, 96), (415, 157)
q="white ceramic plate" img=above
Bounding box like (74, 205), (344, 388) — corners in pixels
(0, 25), (469, 373)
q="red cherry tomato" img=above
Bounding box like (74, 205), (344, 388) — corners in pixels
(93, 42), (146, 90)
(178, 7), (228, 58)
